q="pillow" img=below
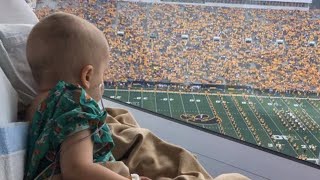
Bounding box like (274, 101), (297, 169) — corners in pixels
(0, 0), (38, 24)
(0, 24), (38, 106)
(0, 66), (18, 124)
(0, 122), (29, 180)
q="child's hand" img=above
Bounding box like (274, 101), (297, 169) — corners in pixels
(140, 176), (152, 180)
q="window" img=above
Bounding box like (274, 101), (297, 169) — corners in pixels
(35, 0), (320, 167)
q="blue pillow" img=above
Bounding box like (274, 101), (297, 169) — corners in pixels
(0, 122), (29, 180)
(0, 122), (29, 155)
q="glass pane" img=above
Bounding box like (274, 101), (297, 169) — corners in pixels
(35, 0), (320, 165)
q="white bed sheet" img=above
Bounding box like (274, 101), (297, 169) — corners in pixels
(0, 0), (38, 24)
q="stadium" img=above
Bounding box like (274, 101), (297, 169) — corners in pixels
(29, 0), (320, 178)
(35, 0), (320, 163)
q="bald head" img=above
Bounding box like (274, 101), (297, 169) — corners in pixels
(27, 12), (109, 89)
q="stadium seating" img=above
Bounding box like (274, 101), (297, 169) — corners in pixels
(34, 0), (320, 93)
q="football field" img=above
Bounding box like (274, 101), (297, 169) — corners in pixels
(104, 88), (320, 162)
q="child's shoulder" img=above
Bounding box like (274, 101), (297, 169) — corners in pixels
(26, 91), (49, 122)
(26, 81), (81, 122)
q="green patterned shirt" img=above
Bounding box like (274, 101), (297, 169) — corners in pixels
(25, 81), (115, 179)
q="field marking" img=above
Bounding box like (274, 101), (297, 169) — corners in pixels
(105, 89), (317, 157)
(211, 95), (240, 138)
(192, 94), (201, 114)
(281, 98), (320, 154)
(278, 99), (317, 157)
(154, 92), (158, 113)
(127, 89), (131, 104)
(105, 89), (320, 101)
(192, 94), (209, 130)
(304, 99), (320, 120)
(229, 96), (258, 144)
(115, 88), (118, 99)
(167, 92), (173, 117)
(179, 93), (187, 115)
(242, 97), (276, 149)
(300, 108), (320, 129)
(297, 100), (320, 127)
(204, 95), (223, 133)
(253, 95), (299, 156)
(141, 90), (144, 108)
(313, 100), (320, 107)
(282, 98), (320, 145)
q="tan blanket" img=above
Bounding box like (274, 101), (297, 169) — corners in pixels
(105, 108), (250, 180)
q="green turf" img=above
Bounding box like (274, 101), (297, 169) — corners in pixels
(103, 88), (320, 163)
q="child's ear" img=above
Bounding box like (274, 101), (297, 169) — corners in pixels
(80, 65), (94, 89)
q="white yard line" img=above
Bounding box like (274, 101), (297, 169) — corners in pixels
(305, 99), (320, 117)
(294, 99), (320, 128)
(127, 89), (130, 103)
(301, 108), (320, 129)
(245, 97), (276, 149)
(141, 90), (144, 108)
(179, 93), (187, 115)
(205, 95), (222, 133)
(314, 100), (320, 108)
(230, 97), (258, 144)
(167, 92), (173, 117)
(154, 92), (158, 113)
(215, 96), (240, 138)
(205, 95), (216, 118)
(192, 94), (201, 114)
(115, 88), (118, 98)
(281, 98), (320, 149)
(255, 96), (299, 156)
(277, 109), (316, 158)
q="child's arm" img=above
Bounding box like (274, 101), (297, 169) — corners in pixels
(60, 129), (130, 180)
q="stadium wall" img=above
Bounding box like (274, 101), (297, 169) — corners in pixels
(204, 2), (310, 10)
(121, 0), (312, 10)
(254, 0), (312, 2)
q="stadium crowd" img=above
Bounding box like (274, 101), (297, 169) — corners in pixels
(35, 0), (320, 93)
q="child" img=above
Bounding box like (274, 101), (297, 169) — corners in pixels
(25, 12), (150, 180)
